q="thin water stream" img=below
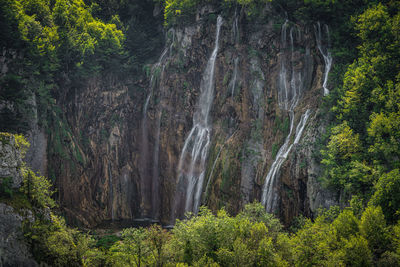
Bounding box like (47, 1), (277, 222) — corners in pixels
(261, 21), (311, 212)
(315, 22), (332, 96)
(174, 16), (223, 216)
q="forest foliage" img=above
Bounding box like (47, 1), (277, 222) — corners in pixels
(1, 0), (400, 266)
(321, 2), (400, 223)
(0, 0), (125, 133)
(3, 134), (400, 266)
(0, 0), (163, 133)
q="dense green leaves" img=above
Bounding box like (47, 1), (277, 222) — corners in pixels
(321, 3), (400, 217)
(158, 0), (273, 26)
(0, 0), (126, 133)
(371, 169), (400, 223)
(21, 168), (56, 209)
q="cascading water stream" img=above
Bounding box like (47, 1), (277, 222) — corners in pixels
(315, 22), (332, 96)
(139, 48), (167, 217)
(261, 110), (310, 211)
(232, 8), (239, 44)
(230, 57), (239, 97)
(108, 162), (115, 221)
(261, 21), (311, 212)
(204, 144), (224, 197)
(230, 10), (240, 98)
(140, 30), (174, 218)
(174, 16), (223, 216)
(151, 108), (162, 219)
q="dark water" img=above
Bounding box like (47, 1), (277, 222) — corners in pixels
(93, 218), (174, 230)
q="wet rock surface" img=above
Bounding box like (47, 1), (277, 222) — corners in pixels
(0, 203), (37, 267)
(39, 5), (338, 227)
(0, 134), (23, 189)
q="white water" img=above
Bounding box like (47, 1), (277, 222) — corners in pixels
(232, 9), (239, 44)
(140, 30), (174, 217)
(315, 22), (332, 96)
(230, 57), (239, 97)
(151, 108), (162, 218)
(278, 21), (302, 111)
(139, 49), (167, 216)
(261, 21), (311, 212)
(204, 142), (225, 197)
(230, 9), (240, 98)
(261, 110), (310, 211)
(176, 16), (223, 214)
(108, 162), (115, 221)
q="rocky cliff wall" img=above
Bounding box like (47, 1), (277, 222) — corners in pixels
(50, 4), (337, 227)
(0, 134), (38, 267)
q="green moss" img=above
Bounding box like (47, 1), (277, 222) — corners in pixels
(273, 23), (282, 32)
(282, 117), (290, 135)
(183, 81), (190, 91)
(251, 118), (263, 141)
(111, 113), (121, 127)
(100, 128), (109, 141)
(0, 133), (29, 158)
(273, 116), (281, 135)
(271, 143), (279, 160)
(248, 47), (258, 58)
(152, 66), (162, 87)
(299, 159), (307, 169)
(0, 176), (14, 198)
(0, 133), (11, 145)
(223, 71), (231, 86)
(143, 65), (152, 77)
(74, 145), (84, 165)
(208, 13), (216, 22)
(273, 114), (290, 136)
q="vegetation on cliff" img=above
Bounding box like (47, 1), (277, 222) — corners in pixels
(0, 0), (125, 130)
(3, 134), (400, 266)
(1, 0), (400, 265)
(321, 2), (400, 223)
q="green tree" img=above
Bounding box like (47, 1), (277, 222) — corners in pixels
(360, 206), (390, 257)
(108, 228), (151, 267)
(331, 209), (359, 241)
(371, 169), (400, 223)
(147, 225), (171, 267)
(340, 235), (373, 267)
(321, 3), (400, 206)
(21, 168), (56, 209)
(290, 217), (333, 266)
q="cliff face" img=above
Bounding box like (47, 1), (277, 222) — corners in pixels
(49, 4), (337, 226)
(0, 134), (38, 267)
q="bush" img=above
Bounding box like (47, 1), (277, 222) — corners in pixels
(0, 176), (14, 197)
(21, 168), (56, 209)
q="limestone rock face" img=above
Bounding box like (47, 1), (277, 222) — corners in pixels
(0, 134), (23, 189)
(0, 203), (38, 267)
(24, 95), (47, 177)
(44, 5), (338, 227)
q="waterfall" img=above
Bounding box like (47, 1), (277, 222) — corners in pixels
(230, 57), (239, 97)
(315, 22), (332, 96)
(151, 108), (162, 219)
(140, 94), (151, 211)
(174, 15), (223, 216)
(230, 9), (240, 98)
(108, 162), (115, 221)
(140, 30), (174, 218)
(261, 110), (310, 211)
(261, 21), (311, 212)
(204, 145), (223, 199)
(232, 8), (239, 44)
